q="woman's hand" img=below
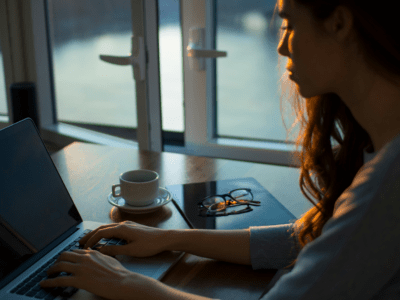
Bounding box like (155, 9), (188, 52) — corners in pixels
(40, 249), (149, 300)
(79, 221), (170, 257)
(40, 249), (211, 300)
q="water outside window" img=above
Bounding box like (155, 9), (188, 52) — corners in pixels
(48, 0), (184, 134)
(216, 0), (298, 142)
(0, 39), (8, 115)
(158, 0), (184, 132)
(48, 0), (137, 129)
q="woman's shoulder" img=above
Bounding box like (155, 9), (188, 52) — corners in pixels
(362, 132), (400, 173)
(334, 133), (400, 213)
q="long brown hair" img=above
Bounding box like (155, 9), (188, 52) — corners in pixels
(270, 0), (400, 268)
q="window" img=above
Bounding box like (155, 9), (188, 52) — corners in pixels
(1, 0), (298, 166)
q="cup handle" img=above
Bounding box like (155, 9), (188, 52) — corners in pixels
(112, 184), (121, 197)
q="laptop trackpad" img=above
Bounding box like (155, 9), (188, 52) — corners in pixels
(115, 251), (184, 279)
(70, 289), (106, 300)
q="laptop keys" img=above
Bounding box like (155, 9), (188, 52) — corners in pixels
(92, 237), (128, 250)
(10, 230), (127, 298)
(9, 229), (92, 298)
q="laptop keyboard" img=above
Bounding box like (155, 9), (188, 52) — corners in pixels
(9, 229), (128, 299)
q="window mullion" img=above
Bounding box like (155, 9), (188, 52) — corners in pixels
(132, 0), (162, 152)
(143, 0), (162, 152)
(182, 0), (208, 150)
(0, 0), (12, 125)
(205, 0), (216, 141)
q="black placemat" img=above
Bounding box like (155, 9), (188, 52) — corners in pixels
(166, 177), (297, 230)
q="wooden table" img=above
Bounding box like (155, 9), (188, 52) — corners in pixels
(50, 142), (302, 300)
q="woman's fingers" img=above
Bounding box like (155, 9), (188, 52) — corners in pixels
(47, 261), (76, 277)
(41, 249), (139, 300)
(40, 274), (75, 288)
(57, 250), (83, 263)
(98, 245), (129, 256)
(78, 221), (166, 258)
(42, 250), (93, 288)
(78, 223), (118, 246)
(83, 227), (125, 249)
(80, 221), (138, 249)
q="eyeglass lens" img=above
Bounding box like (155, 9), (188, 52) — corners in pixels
(230, 190), (252, 201)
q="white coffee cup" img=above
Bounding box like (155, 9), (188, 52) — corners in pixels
(112, 170), (159, 206)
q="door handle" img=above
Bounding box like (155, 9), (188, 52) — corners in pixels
(187, 49), (227, 58)
(99, 36), (146, 81)
(187, 27), (227, 70)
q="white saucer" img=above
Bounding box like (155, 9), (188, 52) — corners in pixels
(108, 187), (172, 214)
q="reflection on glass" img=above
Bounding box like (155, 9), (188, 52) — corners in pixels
(0, 38), (8, 115)
(48, 0), (137, 128)
(216, 1), (298, 142)
(158, 0), (184, 132)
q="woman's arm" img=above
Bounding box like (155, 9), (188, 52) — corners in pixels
(165, 228), (251, 266)
(80, 222), (251, 266)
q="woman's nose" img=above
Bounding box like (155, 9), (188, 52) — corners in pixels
(277, 36), (289, 57)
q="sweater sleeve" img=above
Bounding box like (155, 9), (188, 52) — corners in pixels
(249, 223), (299, 270)
(247, 149), (378, 271)
(258, 140), (400, 299)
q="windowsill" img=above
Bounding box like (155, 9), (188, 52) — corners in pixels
(39, 123), (299, 167)
(0, 115), (9, 122)
(214, 137), (296, 151)
(164, 137), (300, 167)
(0, 116), (11, 130)
(41, 123), (138, 149)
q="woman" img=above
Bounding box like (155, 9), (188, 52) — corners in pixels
(40, 0), (400, 298)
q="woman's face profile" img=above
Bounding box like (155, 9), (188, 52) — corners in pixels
(276, 0), (347, 99)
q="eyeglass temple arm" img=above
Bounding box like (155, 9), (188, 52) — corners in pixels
(233, 199), (261, 204)
(227, 207), (253, 215)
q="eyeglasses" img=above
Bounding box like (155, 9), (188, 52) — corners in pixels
(197, 188), (261, 217)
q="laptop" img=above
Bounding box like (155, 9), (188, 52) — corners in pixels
(0, 118), (184, 300)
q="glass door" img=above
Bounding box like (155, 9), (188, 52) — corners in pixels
(43, 0), (162, 150)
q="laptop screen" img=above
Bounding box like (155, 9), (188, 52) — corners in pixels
(0, 119), (81, 281)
